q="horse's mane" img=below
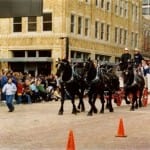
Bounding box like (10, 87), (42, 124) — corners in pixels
(86, 60), (97, 81)
(72, 62), (85, 79)
(123, 69), (134, 86)
(134, 74), (145, 88)
(122, 66), (145, 89)
(62, 63), (72, 81)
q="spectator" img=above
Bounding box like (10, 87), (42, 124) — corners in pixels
(16, 79), (24, 104)
(23, 79), (32, 104)
(30, 79), (40, 102)
(2, 77), (17, 112)
(36, 79), (47, 101)
(0, 69), (8, 101)
(141, 59), (149, 88)
(134, 48), (143, 68)
(120, 47), (132, 71)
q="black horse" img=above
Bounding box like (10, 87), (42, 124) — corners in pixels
(84, 59), (120, 115)
(84, 59), (106, 116)
(56, 59), (86, 115)
(72, 62), (88, 112)
(121, 64), (145, 110)
(98, 62), (120, 112)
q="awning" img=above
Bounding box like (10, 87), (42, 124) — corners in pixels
(0, 0), (43, 18)
(0, 57), (52, 62)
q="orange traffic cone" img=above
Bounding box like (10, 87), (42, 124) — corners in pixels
(66, 130), (76, 150)
(116, 118), (127, 137)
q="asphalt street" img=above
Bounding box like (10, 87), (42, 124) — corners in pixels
(0, 95), (150, 150)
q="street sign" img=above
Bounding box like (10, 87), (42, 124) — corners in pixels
(0, 0), (43, 18)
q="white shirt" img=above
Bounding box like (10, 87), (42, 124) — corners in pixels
(2, 83), (17, 95)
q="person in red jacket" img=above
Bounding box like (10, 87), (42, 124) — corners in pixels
(16, 79), (24, 104)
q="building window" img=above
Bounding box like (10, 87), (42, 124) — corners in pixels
(119, 28), (123, 44)
(76, 52), (82, 58)
(142, 7), (150, 15)
(131, 32), (134, 47)
(135, 6), (138, 20)
(115, 27), (118, 43)
(39, 50), (51, 57)
(13, 51), (25, 57)
(71, 51), (89, 61)
(101, 0), (104, 8)
(85, 0), (90, 3)
(78, 16), (82, 35)
(106, 24), (110, 41)
(95, 0), (99, 7)
(95, 54), (110, 61)
(95, 21), (99, 39)
(100, 23), (104, 40)
(85, 18), (89, 36)
(115, 0), (119, 15)
(43, 13), (52, 31)
(13, 17), (22, 32)
(143, 0), (149, 5)
(123, 30), (127, 45)
(70, 14), (75, 33)
(124, 2), (128, 17)
(28, 16), (37, 32)
(106, 1), (110, 11)
(135, 33), (138, 48)
(119, 0), (123, 16)
(28, 51), (36, 57)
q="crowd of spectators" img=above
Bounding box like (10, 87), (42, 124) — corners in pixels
(0, 69), (61, 105)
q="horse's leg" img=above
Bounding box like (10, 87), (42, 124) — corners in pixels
(108, 93), (114, 112)
(71, 95), (79, 115)
(92, 93), (98, 113)
(87, 92), (94, 116)
(77, 89), (85, 112)
(58, 94), (64, 115)
(135, 94), (138, 109)
(105, 99), (109, 109)
(130, 94), (136, 111)
(124, 94), (130, 104)
(100, 93), (105, 113)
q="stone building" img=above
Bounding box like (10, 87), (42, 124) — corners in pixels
(142, 16), (150, 59)
(0, 0), (143, 75)
(142, 0), (150, 18)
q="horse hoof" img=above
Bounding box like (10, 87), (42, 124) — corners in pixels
(126, 100), (130, 104)
(81, 108), (85, 112)
(72, 112), (77, 115)
(100, 110), (104, 114)
(77, 105), (80, 110)
(58, 111), (63, 115)
(72, 110), (77, 115)
(106, 105), (109, 109)
(93, 108), (98, 114)
(87, 112), (93, 116)
(114, 99), (117, 103)
(109, 109), (114, 112)
(77, 110), (80, 113)
(130, 108), (134, 111)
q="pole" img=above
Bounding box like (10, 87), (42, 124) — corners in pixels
(65, 37), (69, 60)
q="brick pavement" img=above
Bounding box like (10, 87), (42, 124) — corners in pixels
(0, 95), (150, 150)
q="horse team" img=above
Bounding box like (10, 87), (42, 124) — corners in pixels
(56, 58), (146, 115)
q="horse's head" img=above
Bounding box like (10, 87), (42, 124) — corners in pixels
(122, 65), (134, 86)
(84, 59), (97, 81)
(56, 59), (72, 81)
(72, 62), (86, 80)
